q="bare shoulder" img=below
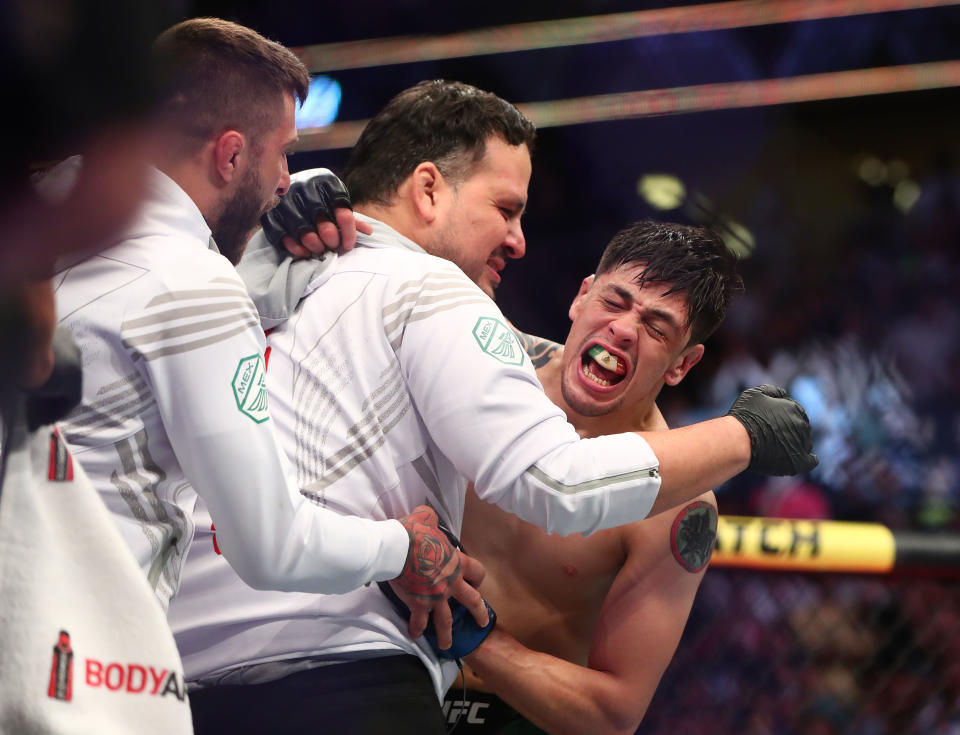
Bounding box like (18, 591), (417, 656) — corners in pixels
(513, 329), (563, 370)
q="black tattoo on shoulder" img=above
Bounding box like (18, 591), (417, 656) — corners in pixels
(514, 330), (562, 369)
(670, 501), (718, 573)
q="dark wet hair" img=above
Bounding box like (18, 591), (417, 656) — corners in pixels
(596, 220), (743, 345)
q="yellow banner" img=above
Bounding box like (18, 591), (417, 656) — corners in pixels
(712, 516), (895, 573)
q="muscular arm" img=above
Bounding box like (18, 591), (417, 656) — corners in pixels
(395, 272), (748, 536)
(640, 416), (745, 516)
(464, 496), (717, 735)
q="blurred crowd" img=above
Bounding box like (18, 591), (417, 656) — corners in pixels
(643, 151), (960, 735)
(661, 154), (960, 533)
(643, 571), (960, 734)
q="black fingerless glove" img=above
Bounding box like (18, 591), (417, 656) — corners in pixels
(260, 169), (352, 250)
(727, 384), (819, 476)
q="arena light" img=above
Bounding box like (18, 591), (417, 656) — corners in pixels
(718, 220), (756, 258)
(893, 179), (922, 212)
(637, 174), (686, 210)
(295, 60), (960, 151)
(294, 0), (960, 72)
(682, 192), (757, 258)
(857, 155), (888, 186)
(295, 76), (342, 130)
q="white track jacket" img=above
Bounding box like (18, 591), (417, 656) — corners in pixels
(170, 208), (663, 699)
(53, 164), (409, 612)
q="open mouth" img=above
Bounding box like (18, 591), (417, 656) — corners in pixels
(483, 258), (504, 288)
(486, 255), (505, 273)
(580, 344), (627, 388)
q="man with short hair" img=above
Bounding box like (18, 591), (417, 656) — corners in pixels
(447, 220), (739, 734)
(53, 18), (481, 676)
(172, 80), (815, 734)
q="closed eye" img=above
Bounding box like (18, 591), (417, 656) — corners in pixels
(497, 198), (526, 220)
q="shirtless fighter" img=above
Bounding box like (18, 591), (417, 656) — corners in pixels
(447, 220), (740, 735)
(240, 156), (811, 733)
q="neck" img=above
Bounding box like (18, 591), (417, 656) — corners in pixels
(154, 142), (219, 222)
(355, 202), (414, 239)
(538, 351), (666, 437)
(355, 187), (432, 249)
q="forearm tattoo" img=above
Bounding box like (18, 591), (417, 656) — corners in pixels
(515, 330), (561, 369)
(397, 508), (460, 601)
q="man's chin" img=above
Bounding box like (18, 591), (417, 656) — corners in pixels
(566, 396), (617, 418)
(477, 277), (497, 300)
(561, 377), (621, 418)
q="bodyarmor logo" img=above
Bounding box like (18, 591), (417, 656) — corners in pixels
(472, 318), (525, 366)
(232, 354), (270, 423)
(44, 630), (187, 704)
(84, 659), (186, 701)
(48, 631), (74, 701)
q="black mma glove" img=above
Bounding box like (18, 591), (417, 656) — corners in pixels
(727, 384), (819, 476)
(260, 168), (352, 251)
(378, 524), (497, 660)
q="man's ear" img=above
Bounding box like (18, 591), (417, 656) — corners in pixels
(664, 343), (705, 386)
(409, 161), (445, 224)
(569, 274), (595, 321)
(212, 130), (245, 185)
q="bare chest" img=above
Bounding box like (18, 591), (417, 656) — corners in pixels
(462, 500), (626, 663)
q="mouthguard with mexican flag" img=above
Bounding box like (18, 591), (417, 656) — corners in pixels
(587, 345), (626, 375)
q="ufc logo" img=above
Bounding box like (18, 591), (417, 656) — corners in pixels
(442, 699), (489, 725)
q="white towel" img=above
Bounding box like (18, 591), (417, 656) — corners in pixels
(0, 398), (192, 734)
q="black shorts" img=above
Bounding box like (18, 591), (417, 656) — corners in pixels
(441, 689), (547, 734)
(191, 655), (446, 735)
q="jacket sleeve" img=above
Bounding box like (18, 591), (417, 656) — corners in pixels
(390, 265), (662, 536)
(235, 168), (342, 330)
(123, 263), (409, 592)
